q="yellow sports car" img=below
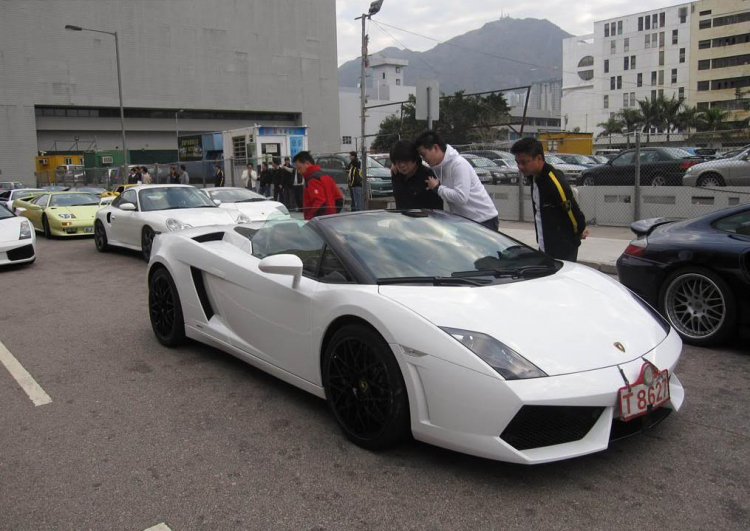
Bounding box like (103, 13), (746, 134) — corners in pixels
(112, 184), (138, 196)
(16, 191), (104, 237)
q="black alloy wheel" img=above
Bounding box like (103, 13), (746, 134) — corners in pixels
(323, 324), (410, 450)
(660, 267), (736, 346)
(42, 215), (52, 238)
(148, 268), (186, 347)
(94, 220), (109, 252)
(142, 226), (155, 262)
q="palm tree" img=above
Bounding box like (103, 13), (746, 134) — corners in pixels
(698, 107), (730, 131)
(596, 116), (623, 145)
(677, 105), (703, 133)
(658, 95), (683, 141)
(617, 108), (643, 147)
(637, 98), (662, 143)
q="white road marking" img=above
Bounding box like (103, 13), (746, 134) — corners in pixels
(144, 524), (173, 531)
(0, 340), (52, 406)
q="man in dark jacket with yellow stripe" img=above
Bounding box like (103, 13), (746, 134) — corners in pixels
(511, 138), (588, 261)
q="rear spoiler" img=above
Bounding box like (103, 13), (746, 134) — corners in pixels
(630, 217), (679, 237)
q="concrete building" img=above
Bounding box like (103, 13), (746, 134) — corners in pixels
(690, 0), (750, 125)
(562, 3), (693, 136)
(0, 0), (340, 186)
(504, 80), (562, 139)
(339, 57), (416, 152)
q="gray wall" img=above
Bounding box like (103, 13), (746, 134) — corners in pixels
(0, 0), (340, 185)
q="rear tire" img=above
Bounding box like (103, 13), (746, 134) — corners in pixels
(659, 267), (736, 346)
(650, 175), (666, 186)
(148, 267), (186, 347)
(582, 175), (596, 186)
(322, 324), (410, 450)
(94, 220), (109, 252)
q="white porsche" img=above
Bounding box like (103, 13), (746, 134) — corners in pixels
(201, 187), (290, 221)
(0, 204), (36, 267)
(146, 210), (684, 464)
(95, 185), (249, 261)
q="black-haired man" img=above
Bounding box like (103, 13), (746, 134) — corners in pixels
(345, 151), (363, 211)
(390, 140), (443, 210)
(414, 130), (499, 230)
(293, 151), (343, 220)
(511, 137), (588, 261)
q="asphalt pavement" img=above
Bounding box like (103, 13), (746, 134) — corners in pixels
(1, 236), (748, 531)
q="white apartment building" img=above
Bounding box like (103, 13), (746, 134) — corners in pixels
(562, 3), (693, 136)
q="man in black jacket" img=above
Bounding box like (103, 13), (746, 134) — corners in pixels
(271, 158), (284, 202)
(390, 140), (443, 210)
(511, 138), (588, 261)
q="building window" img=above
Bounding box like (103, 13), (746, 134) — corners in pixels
(64, 157), (73, 165)
(611, 40), (616, 54)
(638, 17), (643, 31)
(652, 33), (658, 47)
(713, 12), (750, 28)
(659, 32), (665, 48)
(623, 93), (629, 107)
(232, 136), (247, 162)
(658, 70), (664, 85)
(578, 70), (594, 81)
(713, 33), (750, 48)
(678, 87), (684, 100)
(342, 136), (352, 145)
(605, 23), (610, 37)
(652, 14), (658, 27)
(396, 79), (401, 85)
(578, 56), (594, 67)
(697, 81), (710, 91)
(617, 76), (622, 89)
(679, 48), (685, 63)
(711, 54), (750, 69)
(679, 7), (687, 23)
(604, 95), (609, 109)
(697, 102), (709, 110)
(651, 90), (657, 102)
(671, 69), (677, 84)
(699, 39), (711, 49)
(645, 34), (651, 49)
(612, 22), (617, 36)
(710, 76), (750, 91)
(645, 15), (651, 30)
(637, 73), (643, 87)
(624, 57), (629, 70)
(699, 10), (712, 16)
(630, 92), (636, 106)
(698, 59), (711, 70)
(672, 29), (678, 45)
(659, 51), (665, 66)
(651, 71), (657, 86)
(395, 67), (401, 73)
(631, 56), (636, 69)
(610, 76), (616, 90)
(610, 112), (616, 120)
(624, 38), (629, 52)
(659, 12), (665, 27)
(699, 20), (711, 30)
(659, 89), (664, 98)
(604, 59), (609, 73)
(618, 21), (623, 35)
(382, 73), (386, 79)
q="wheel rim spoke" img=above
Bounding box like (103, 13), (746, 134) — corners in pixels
(666, 273), (726, 339)
(149, 277), (175, 336)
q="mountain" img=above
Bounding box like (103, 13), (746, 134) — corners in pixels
(338, 17), (571, 94)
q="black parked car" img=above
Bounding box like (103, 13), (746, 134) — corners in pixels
(579, 147), (702, 186)
(617, 204), (750, 346)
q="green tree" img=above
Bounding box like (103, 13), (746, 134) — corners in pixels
(658, 94), (683, 141)
(637, 98), (662, 141)
(617, 108), (643, 147)
(698, 107), (730, 131)
(676, 105), (703, 133)
(596, 116), (623, 143)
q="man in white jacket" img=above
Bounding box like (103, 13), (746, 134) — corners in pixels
(415, 130), (499, 230)
(241, 163), (258, 192)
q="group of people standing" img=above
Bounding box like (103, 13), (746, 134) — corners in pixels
(241, 157), (305, 211)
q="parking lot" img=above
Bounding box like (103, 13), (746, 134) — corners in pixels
(1, 236), (749, 531)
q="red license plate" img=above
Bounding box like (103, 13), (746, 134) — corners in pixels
(618, 362), (670, 421)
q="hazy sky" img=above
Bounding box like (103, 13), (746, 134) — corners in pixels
(336, 0), (689, 65)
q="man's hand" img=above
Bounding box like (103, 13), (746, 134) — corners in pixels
(426, 175), (440, 190)
(581, 228), (590, 240)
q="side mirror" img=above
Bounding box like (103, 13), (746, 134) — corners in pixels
(213, 199), (222, 206)
(258, 254), (303, 288)
(119, 202), (136, 211)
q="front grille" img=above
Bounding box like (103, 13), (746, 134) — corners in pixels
(610, 407), (671, 442)
(7, 244), (34, 261)
(501, 406), (604, 451)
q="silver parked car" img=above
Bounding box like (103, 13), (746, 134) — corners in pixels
(544, 155), (588, 185)
(683, 148), (750, 187)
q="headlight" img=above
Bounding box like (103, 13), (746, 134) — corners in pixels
(685, 166), (693, 173)
(58, 213), (76, 219)
(440, 327), (547, 380)
(19, 220), (32, 240)
(165, 218), (193, 232)
(236, 213), (251, 224)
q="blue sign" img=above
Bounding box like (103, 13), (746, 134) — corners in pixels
(259, 127), (307, 136)
(290, 136), (305, 158)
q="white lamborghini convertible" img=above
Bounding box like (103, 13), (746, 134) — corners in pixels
(95, 185), (249, 260)
(147, 210), (685, 464)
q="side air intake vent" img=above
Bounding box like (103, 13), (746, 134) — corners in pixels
(190, 267), (215, 320)
(192, 232), (224, 243)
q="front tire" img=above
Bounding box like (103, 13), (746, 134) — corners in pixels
(42, 215), (52, 238)
(94, 220), (109, 252)
(581, 175), (596, 186)
(149, 267), (186, 347)
(142, 226), (155, 262)
(697, 173), (725, 188)
(322, 324), (410, 450)
(659, 267), (736, 346)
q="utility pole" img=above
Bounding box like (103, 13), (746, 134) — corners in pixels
(356, 1), (384, 210)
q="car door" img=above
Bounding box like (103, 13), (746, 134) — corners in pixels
(110, 189), (140, 246)
(607, 151), (636, 185)
(25, 194), (49, 230)
(204, 220), (325, 383)
(727, 151), (750, 185)
(317, 157), (347, 186)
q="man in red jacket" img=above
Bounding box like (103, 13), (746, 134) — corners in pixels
(293, 151), (344, 220)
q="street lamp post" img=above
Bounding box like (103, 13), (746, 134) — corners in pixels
(175, 109), (184, 163)
(65, 24), (128, 178)
(355, 0), (384, 211)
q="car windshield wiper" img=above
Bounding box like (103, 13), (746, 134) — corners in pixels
(235, 198), (267, 203)
(377, 276), (488, 286)
(452, 265), (557, 279)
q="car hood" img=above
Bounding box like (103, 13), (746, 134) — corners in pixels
(0, 217), (25, 242)
(555, 163), (587, 172)
(220, 202), (289, 221)
(47, 205), (101, 219)
(147, 208), (236, 226)
(379, 263), (669, 376)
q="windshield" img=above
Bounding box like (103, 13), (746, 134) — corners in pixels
(320, 211), (556, 281)
(468, 157), (497, 168)
(562, 154), (591, 164)
(208, 188), (267, 203)
(661, 148), (694, 159)
(0, 204), (13, 219)
(546, 155), (567, 165)
(49, 193), (100, 207)
(78, 187), (106, 194)
(139, 187), (216, 212)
